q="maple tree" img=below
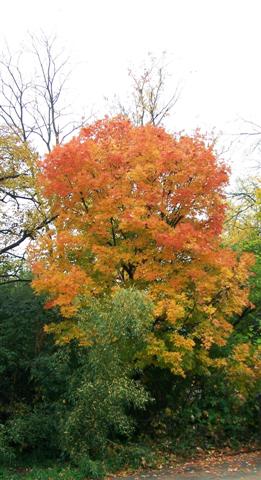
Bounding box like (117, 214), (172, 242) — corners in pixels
(31, 117), (256, 377)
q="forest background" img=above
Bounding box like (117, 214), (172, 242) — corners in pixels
(0, 1), (260, 478)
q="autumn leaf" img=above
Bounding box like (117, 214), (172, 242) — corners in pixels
(31, 117), (255, 378)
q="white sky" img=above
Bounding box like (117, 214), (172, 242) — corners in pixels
(1, 0), (261, 182)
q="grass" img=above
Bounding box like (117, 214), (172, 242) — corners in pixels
(0, 465), (84, 480)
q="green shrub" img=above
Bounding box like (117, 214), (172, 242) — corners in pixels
(142, 368), (260, 450)
(78, 457), (105, 479)
(62, 289), (154, 461)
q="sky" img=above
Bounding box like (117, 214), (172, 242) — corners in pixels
(0, 0), (261, 182)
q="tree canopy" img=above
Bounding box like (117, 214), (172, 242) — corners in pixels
(31, 117), (255, 377)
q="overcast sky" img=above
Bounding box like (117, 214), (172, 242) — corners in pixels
(1, 0), (261, 181)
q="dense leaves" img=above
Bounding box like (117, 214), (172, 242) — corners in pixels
(62, 289), (153, 461)
(0, 129), (53, 284)
(0, 284), (64, 459)
(226, 177), (260, 338)
(0, 286), (154, 466)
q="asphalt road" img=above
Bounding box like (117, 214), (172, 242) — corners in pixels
(114, 450), (261, 480)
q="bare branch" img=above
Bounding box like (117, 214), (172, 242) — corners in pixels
(112, 52), (182, 127)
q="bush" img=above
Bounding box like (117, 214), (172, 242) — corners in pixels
(142, 368), (260, 450)
(78, 457), (105, 479)
(0, 424), (15, 465)
(0, 284), (75, 458)
(62, 289), (154, 461)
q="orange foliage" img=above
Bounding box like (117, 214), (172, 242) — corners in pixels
(31, 117), (254, 374)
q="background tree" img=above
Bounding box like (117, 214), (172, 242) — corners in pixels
(224, 175), (260, 339)
(227, 176), (260, 231)
(0, 129), (56, 283)
(0, 34), (87, 283)
(111, 52), (181, 127)
(0, 34), (85, 152)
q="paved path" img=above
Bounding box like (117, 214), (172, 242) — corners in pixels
(114, 450), (261, 480)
